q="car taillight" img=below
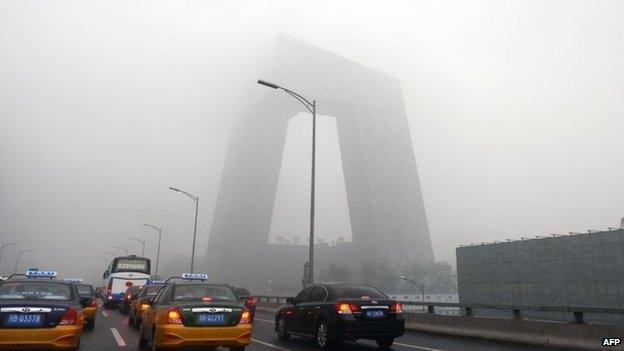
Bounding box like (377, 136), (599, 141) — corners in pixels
(141, 303), (150, 311)
(238, 307), (251, 324)
(335, 303), (359, 314)
(390, 302), (403, 314)
(59, 307), (78, 325)
(246, 297), (257, 305)
(107, 295), (113, 300)
(89, 299), (97, 307)
(167, 307), (182, 324)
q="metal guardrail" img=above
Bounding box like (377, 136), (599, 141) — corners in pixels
(255, 296), (623, 325)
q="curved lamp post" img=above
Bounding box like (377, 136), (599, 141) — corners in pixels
(169, 187), (199, 272)
(143, 223), (162, 277)
(257, 79), (317, 286)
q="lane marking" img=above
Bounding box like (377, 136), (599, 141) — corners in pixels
(394, 341), (446, 351)
(251, 338), (292, 351)
(110, 327), (127, 347)
(254, 317), (274, 323)
(102, 311), (110, 317)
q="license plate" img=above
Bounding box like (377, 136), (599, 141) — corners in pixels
(366, 310), (385, 318)
(5, 314), (44, 327)
(196, 313), (226, 325)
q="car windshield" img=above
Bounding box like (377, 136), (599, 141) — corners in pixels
(0, 281), (73, 300)
(172, 284), (237, 302)
(145, 285), (163, 296)
(76, 284), (93, 296)
(330, 286), (387, 299)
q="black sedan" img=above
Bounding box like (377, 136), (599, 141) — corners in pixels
(274, 283), (404, 350)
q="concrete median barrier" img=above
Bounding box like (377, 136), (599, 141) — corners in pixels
(256, 302), (624, 350)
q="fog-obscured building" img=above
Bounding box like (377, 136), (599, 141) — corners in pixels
(457, 229), (624, 324)
(204, 34), (433, 290)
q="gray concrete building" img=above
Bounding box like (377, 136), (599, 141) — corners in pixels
(457, 229), (624, 324)
(204, 34), (434, 290)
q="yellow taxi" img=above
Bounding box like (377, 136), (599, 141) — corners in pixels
(128, 281), (165, 329)
(138, 273), (251, 351)
(74, 282), (98, 330)
(0, 270), (84, 350)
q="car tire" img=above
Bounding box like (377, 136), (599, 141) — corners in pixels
(276, 316), (290, 341)
(84, 319), (94, 331)
(138, 326), (149, 349)
(128, 313), (134, 325)
(376, 337), (394, 350)
(315, 321), (332, 350)
(229, 348), (245, 351)
(134, 317), (141, 329)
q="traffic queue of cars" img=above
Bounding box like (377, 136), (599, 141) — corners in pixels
(1, 269), (405, 350)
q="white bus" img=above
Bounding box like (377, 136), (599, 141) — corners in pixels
(102, 255), (151, 308)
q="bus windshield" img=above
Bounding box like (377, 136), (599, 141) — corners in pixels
(112, 257), (150, 274)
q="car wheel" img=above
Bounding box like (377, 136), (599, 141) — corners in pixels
(134, 317), (141, 329)
(84, 319), (94, 331)
(276, 316), (290, 340)
(138, 326), (149, 349)
(376, 337), (394, 350)
(315, 321), (332, 350)
(229, 348), (245, 351)
(128, 312), (134, 325)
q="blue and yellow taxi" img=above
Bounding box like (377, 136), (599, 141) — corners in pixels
(138, 273), (251, 351)
(0, 270), (85, 350)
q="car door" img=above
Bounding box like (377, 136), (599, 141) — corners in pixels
(302, 286), (327, 335)
(142, 285), (169, 340)
(290, 287), (313, 334)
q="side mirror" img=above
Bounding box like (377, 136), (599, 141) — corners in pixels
(286, 297), (295, 305)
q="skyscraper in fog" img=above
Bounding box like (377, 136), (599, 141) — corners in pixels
(206, 34), (434, 288)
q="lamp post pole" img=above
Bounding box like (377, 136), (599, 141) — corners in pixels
(257, 79), (317, 286)
(129, 237), (146, 257)
(14, 250), (33, 274)
(169, 187), (199, 272)
(401, 275), (426, 312)
(143, 223), (162, 277)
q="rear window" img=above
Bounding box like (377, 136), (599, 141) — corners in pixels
(330, 286), (387, 299)
(172, 284), (237, 302)
(126, 286), (141, 293)
(0, 282), (73, 300)
(233, 288), (251, 296)
(76, 285), (93, 295)
(145, 285), (163, 296)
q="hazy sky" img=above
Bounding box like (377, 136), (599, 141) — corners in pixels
(1, 0), (623, 280)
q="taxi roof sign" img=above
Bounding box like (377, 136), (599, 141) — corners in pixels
(150, 280), (166, 284)
(25, 270), (57, 278)
(64, 278), (83, 283)
(180, 273), (208, 280)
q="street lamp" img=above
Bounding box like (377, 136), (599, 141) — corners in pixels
(169, 186), (199, 272)
(14, 249), (33, 274)
(257, 79), (317, 286)
(400, 275), (426, 312)
(0, 242), (18, 270)
(143, 223), (162, 277)
(129, 237), (146, 257)
(114, 246), (129, 255)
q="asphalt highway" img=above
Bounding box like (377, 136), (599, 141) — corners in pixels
(80, 304), (561, 351)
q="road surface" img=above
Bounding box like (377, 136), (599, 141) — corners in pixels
(81, 305), (561, 351)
